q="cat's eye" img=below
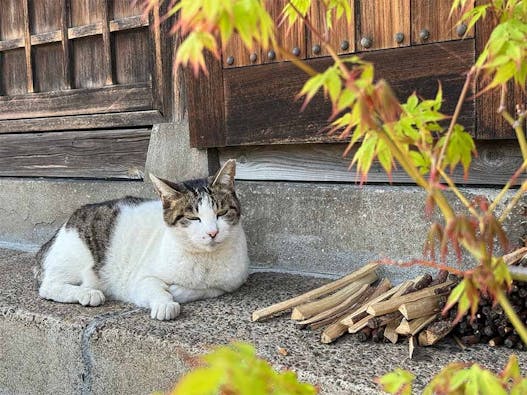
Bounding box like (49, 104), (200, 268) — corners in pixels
(186, 216), (201, 222)
(216, 209), (228, 217)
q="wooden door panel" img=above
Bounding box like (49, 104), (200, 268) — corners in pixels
(267, 0), (305, 62)
(358, 0), (410, 50)
(222, 35), (260, 68)
(412, 0), (474, 44)
(0, 49), (27, 95)
(308, 1), (355, 58)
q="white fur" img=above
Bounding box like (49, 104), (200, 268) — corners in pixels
(39, 199), (249, 320)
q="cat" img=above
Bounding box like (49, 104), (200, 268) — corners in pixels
(34, 159), (249, 320)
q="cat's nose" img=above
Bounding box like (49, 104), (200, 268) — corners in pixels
(207, 229), (218, 239)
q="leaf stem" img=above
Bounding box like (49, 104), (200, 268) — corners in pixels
(497, 288), (527, 345)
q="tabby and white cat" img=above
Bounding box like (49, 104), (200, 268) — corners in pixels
(34, 160), (249, 320)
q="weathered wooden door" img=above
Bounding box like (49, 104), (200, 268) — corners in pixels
(187, 0), (520, 148)
(0, 0), (173, 178)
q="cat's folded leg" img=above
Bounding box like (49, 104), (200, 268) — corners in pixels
(168, 285), (225, 303)
(39, 282), (105, 306)
(133, 276), (181, 320)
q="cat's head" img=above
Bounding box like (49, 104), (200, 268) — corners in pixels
(149, 159), (241, 252)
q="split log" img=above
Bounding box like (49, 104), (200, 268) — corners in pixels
(384, 321), (399, 344)
(322, 279), (391, 344)
(429, 270), (449, 286)
(366, 281), (453, 317)
(291, 272), (377, 320)
(396, 314), (438, 336)
(367, 311), (402, 329)
(340, 280), (401, 326)
(504, 246), (527, 265)
(252, 262), (379, 321)
(399, 295), (447, 320)
(296, 284), (370, 327)
(418, 319), (454, 346)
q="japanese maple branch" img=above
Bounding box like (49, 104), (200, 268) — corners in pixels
(437, 67), (476, 171)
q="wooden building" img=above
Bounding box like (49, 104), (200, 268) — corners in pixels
(0, 0), (523, 186)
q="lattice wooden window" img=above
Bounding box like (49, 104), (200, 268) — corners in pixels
(0, 0), (172, 133)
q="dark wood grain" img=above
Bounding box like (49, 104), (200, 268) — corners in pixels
(358, 0), (410, 50)
(412, 0), (474, 44)
(188, 52), (226, 147)
(0, 110), (164, 133)
(0, 129), (151, 179)
(220, 140), (526, 185)
(220, 40), (475, 146)
(308, 0), (355, 57)
(0, 83), (153, 120)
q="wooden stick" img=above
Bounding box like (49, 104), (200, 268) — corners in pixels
(399, 295), (446, 320)
(296, 284), (370, 326)
(251, 262), (379, 321)
(384, 321), (399, 344)
(409, 335), (416, 359)
(291, 272), (377, 320)
(340, 280), (399, 326)
(348, 314), (374, 333)
(396, 314), (438, 336)
(418, 319), (454, 346)
(366, 281), (453, 317)
(504, 246), (527, 265)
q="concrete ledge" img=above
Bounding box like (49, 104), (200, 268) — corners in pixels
(1, 249), (526, 395)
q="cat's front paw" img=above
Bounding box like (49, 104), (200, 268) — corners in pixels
(150, 301), (181, 320)
(78, 289), (105, 306)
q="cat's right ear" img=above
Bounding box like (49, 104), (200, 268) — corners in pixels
(149, 174), (183, 201)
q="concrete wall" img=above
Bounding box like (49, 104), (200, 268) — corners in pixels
(1, 177), (525, 282)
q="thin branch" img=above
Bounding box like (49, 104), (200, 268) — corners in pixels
(437, 67), (476, 170)
(498, 179), (527, 223)
(437, 167), (480, 219)
(488, 159), (527, 216)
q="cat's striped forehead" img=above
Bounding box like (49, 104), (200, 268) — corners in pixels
(162, 177), (241, 226)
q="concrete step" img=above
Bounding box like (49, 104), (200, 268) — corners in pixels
(1, 249), (525, 395)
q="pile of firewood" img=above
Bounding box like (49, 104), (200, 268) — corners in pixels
(251, 247), (527, 354)
(252, 263), (456, 352)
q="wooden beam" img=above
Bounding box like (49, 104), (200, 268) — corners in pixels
(220, 39), (475, 147)
(187, 52), (226, 147)
(0, 129), (150, 179)
(0, 83), (152, 120)
(219, 140), (526, 185)
(21, 0), (34, 93)
(100, 0), (114, 85)
(0, 16), (149, 52)
(61, 0), (72, 89)
(0, 110), (164, 133)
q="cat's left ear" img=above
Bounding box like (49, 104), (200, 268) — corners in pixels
(211, 159), (236, 189)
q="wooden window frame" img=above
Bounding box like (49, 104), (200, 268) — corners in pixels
(0, 1), (173, 133)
